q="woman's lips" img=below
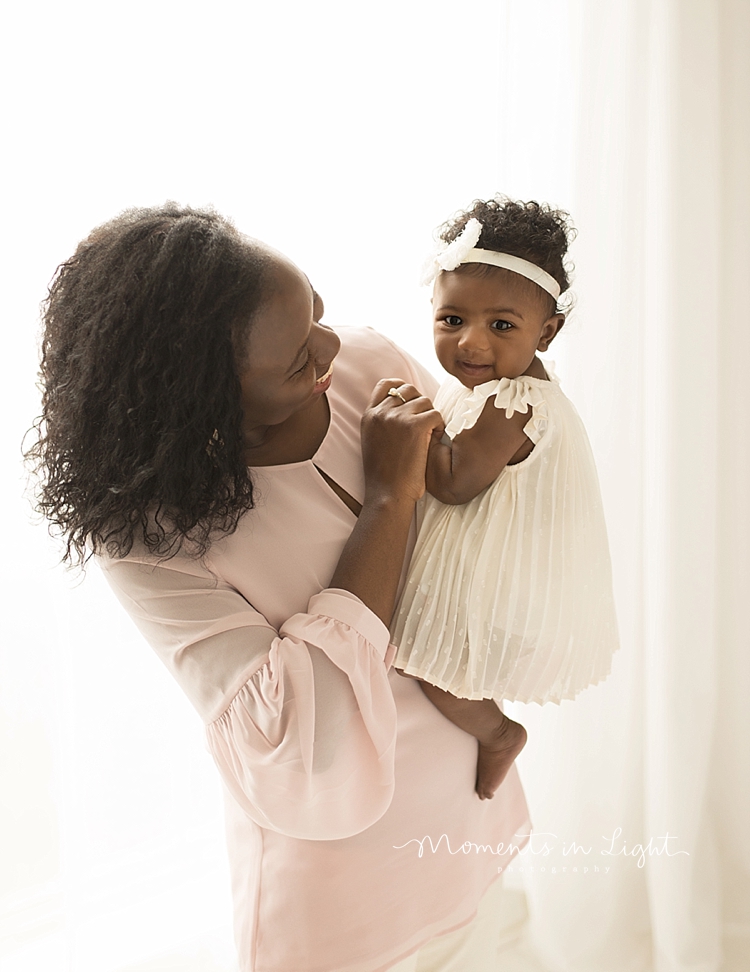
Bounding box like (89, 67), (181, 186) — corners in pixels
(315, 362), (334, 384)
(312, 362), (334, 395)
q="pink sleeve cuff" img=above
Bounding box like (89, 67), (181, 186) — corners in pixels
(206, 587), (398, 839)
(283, 589), (391, 662)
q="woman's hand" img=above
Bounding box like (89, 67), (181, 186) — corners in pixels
(361, 379), (445, 507)
(329, 379), (442, 624)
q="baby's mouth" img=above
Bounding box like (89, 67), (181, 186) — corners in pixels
(457, 360), (492, 373)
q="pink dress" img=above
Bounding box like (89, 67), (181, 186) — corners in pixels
(99, 327), (531, 972)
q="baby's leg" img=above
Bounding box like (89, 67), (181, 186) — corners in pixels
(418, 681), (527, 800)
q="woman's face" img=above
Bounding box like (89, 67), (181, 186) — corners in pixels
(237, 253), (341, 448)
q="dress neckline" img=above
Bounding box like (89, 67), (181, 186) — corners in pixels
(461, 361), (559, 398)
(245, 364), (362, 514)
(247, 394), (335, 472)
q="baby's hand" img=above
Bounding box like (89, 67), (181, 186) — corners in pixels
(430, 416), (447, 442)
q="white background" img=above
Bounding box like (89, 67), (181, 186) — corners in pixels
(3, 1), (749, 970)
(2, 2), (578, 968)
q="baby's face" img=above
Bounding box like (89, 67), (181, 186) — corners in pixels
(432, 265), (563, 388)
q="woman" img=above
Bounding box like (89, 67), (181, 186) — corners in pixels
(28, 204), (531, 972)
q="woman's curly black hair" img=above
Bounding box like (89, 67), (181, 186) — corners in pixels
(25, 203), (271, 566)
(439, 195), (576, 315)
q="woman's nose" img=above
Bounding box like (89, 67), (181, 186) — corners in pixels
(313, 320), (341, 364)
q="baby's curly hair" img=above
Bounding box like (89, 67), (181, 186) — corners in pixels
(439, 196), (576, 314)
(25, 203), (271, 566)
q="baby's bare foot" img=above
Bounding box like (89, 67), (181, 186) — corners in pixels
(476, 717), (527, 800)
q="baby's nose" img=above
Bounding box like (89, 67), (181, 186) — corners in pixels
(458, 325), (489, 350)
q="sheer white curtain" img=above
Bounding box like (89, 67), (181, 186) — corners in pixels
(3, 0), (749, 970)
(507, 1), (750, 970)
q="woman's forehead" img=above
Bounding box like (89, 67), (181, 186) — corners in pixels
(241, 259), (314, 374)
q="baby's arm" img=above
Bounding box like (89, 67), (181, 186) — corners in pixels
(426, 397), (533, 505)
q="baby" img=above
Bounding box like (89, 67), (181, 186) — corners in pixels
(391, 196), (620, 799)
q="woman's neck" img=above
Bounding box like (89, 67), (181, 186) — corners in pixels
(243, 393), (331, 467)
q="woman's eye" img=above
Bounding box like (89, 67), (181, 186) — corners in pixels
(294, 352), (312, 376)
(492, 320), (513, 331)
(444, 316), (462, 327)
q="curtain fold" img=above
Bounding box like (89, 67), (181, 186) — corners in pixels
(508, 1), (750, 970)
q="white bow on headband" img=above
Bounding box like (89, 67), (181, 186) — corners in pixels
(420, 217), (561, 300)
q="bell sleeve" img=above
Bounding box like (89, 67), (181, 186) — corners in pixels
(99, 556), (397, 840)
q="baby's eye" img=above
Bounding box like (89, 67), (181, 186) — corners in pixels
(491, 320), (513, 331)
(443, 315), (463, 327)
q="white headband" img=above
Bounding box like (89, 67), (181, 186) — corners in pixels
(420, 217), (561, 300)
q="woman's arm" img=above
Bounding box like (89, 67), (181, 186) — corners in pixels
(329, 378), (443, 624)
(426, 397), (534, 505)
(101, 557), (399, 840)
(99, 376), (444, 840)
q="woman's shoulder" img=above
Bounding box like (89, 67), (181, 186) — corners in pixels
(332, 325), (420, 372)
(94, 529), (216, 579)
(332, 326), (439, 398)
(333, 325), (408, 355)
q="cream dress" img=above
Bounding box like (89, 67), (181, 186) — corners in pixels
(392, 364), (619, 705)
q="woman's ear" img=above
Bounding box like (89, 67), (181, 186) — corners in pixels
(537, 314), (565, 352)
